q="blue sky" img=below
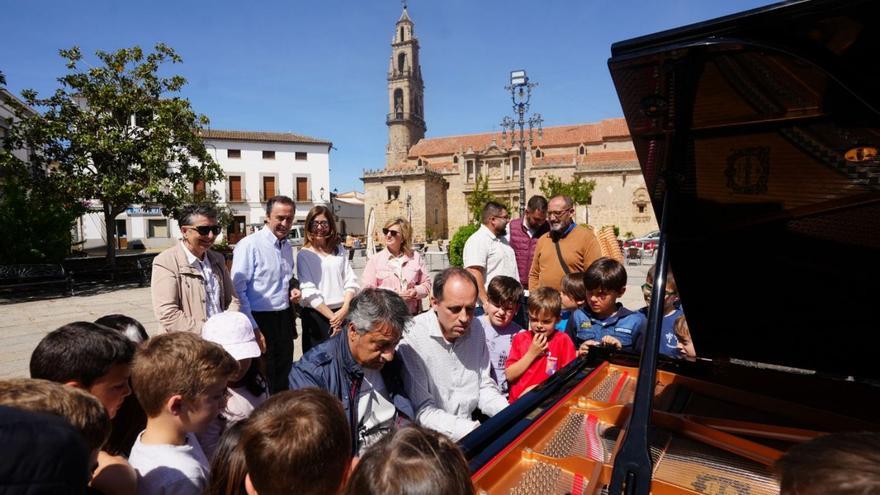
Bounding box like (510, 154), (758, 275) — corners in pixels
(2, 0), (774, 192)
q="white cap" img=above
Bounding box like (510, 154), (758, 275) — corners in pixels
(201, 312), (261, 361)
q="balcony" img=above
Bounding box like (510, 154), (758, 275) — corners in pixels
(387, 69), (412, 81)
(386, 112), (425, 126)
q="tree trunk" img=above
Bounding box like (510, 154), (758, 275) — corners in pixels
(103, 202), (117, 269)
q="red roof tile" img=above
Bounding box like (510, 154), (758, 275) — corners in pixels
(407, 118), (629, 158)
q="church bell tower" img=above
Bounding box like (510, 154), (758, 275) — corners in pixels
(386, 4), (426, 167)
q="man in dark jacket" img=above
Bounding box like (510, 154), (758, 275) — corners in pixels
(288, 288), (412, 456)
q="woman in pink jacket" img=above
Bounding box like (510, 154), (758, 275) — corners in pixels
(361, 218), (431, 315)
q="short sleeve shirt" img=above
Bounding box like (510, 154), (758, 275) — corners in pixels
(477, 315), (522, 395)
(506, 330), (576, 403)
(463, 225), (520, 287)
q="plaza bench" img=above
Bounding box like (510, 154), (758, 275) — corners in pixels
(63, 253), (156, 285)
(0, 264), (75, 297)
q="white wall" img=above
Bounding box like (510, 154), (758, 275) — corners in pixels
(205, 139), (331, 226)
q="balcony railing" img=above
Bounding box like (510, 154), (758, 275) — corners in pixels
(387, 69), (412, 80)
(386, 112), (425, 126)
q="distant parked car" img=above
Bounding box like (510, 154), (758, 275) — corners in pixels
(623, 230), (660, 253)
(287, 224), (305, 247)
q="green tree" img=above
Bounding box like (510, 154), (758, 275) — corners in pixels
(539, 174), (596, 206)
(466, 174), (508, 223)
(5, 44), (223, 266)
(447, 223), (479, 267)
(0, 153), (87, 263)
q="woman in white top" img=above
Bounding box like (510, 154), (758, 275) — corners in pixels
(360, 218), (431, 315)
(297, 205), (360, 353)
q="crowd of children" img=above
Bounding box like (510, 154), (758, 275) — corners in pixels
(0, 256), (708, 495)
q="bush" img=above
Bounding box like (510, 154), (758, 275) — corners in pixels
(447, 223), (479, 267)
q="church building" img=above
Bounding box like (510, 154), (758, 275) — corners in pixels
(362, 6), (658, 242)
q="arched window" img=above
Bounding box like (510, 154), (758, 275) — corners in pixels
(535, 148), (543, 158)
(453, 155), (458, 164)
(394, 89), (404, 118)
(400, 27), (405, 41)
(398, 53), (407, 73)
(579, 145), (586, 155)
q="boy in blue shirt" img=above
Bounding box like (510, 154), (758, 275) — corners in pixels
(637, 265), (688, 358)
(566, 257), (646, 355)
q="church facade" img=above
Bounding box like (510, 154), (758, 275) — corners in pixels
(362, 7), (658, 242)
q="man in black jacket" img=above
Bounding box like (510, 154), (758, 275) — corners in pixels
(288, 288), (412, 455)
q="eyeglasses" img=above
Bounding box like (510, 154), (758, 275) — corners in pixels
(185, 225), (222, 236)
(641, 282), (678, 297)
(311, 220), (330, 228)
(382, 228), (401, 237)
(547, 209), (572, 218)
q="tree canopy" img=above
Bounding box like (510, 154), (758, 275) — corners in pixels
(538, 174), (596, 206)
(4, 44), (223, 263)
(466, 174), (508, 223)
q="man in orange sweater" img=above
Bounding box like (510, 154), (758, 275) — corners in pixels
(528, 195), (602, 292)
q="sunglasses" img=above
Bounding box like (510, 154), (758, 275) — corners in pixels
(311, 220), (330, 228)
(186, 225), (222, 236)
(382, 228), (401, 237)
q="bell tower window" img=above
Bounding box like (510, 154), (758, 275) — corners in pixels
(398, 53), (407, 73)
(400, 26), (405, 41)
(394, 89), (404, 118)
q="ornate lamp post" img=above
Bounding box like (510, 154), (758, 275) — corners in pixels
(500, 69), (543, 217)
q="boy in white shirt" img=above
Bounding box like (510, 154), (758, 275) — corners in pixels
(129, 332), (239, 495)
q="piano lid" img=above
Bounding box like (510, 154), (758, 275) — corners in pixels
(608, 0), (880, 379)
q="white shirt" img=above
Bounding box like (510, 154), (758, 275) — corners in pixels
(297, 245), (360, 309)
(397, 310), (509, 441)
(356, 369), (396, 455)
(463, 224), (520, 289)
(181, 243), (221, 319)
(129, 432), (209, 495)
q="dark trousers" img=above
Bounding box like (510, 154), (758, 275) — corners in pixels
(300, 307), (332, 355)
(253, 308), (295, 395)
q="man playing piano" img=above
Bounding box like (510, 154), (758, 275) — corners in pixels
(397, 267), (510, 441)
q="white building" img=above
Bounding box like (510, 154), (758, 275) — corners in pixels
(0, 87), (37, 163)
(78, 129), (332, 250)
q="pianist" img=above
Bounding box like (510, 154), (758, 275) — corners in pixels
(397, 267), (509, 441)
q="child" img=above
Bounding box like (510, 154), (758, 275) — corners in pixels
(505, 287), (577, 403)
(567, 257), (647, 355)
(557, 272), (587, 333)
(30, 321), (136, 420)
(241, 388), (351, 495)
(96, 313), (150, 345)
(94, 314), (150, 458)
(775, 432), (880, 495)
(29, 321), (138, 494)
(638, 264), (684, 358)
(0, 378), (111, 468)
(673, 315), (697, 360)
(343, 425), (474, 495)
(198, 312), (269, 459)
(476, 275), (524, 396)
(205, 419), (249, 495)
(129, 332), (239, 495)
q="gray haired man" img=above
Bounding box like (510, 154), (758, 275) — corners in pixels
(288, 288), (412, 455)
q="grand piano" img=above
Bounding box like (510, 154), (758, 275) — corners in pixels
(461, 0), (880, 493)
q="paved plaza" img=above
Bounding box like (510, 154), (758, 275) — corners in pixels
(0, 252), (653, 379)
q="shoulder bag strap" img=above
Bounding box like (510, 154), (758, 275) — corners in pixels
(553, 237), (572, 276)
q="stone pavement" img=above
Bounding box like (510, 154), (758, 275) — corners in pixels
(0, 252), (653, 379)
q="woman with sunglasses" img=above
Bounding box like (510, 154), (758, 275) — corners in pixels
(360, 218), (431, 315)
(296, 205), (360, 353)
(151, 204), (240, 334)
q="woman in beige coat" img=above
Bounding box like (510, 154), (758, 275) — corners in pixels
(151, 205), (240, 334)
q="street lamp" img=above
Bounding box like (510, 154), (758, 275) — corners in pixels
(500, 69), (543, 217)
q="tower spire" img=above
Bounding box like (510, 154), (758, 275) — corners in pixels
(385, 5), (425, 168)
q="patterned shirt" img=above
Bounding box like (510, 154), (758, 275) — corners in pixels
(476, 315), (522, 395)
(182, 242), (222, 319)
